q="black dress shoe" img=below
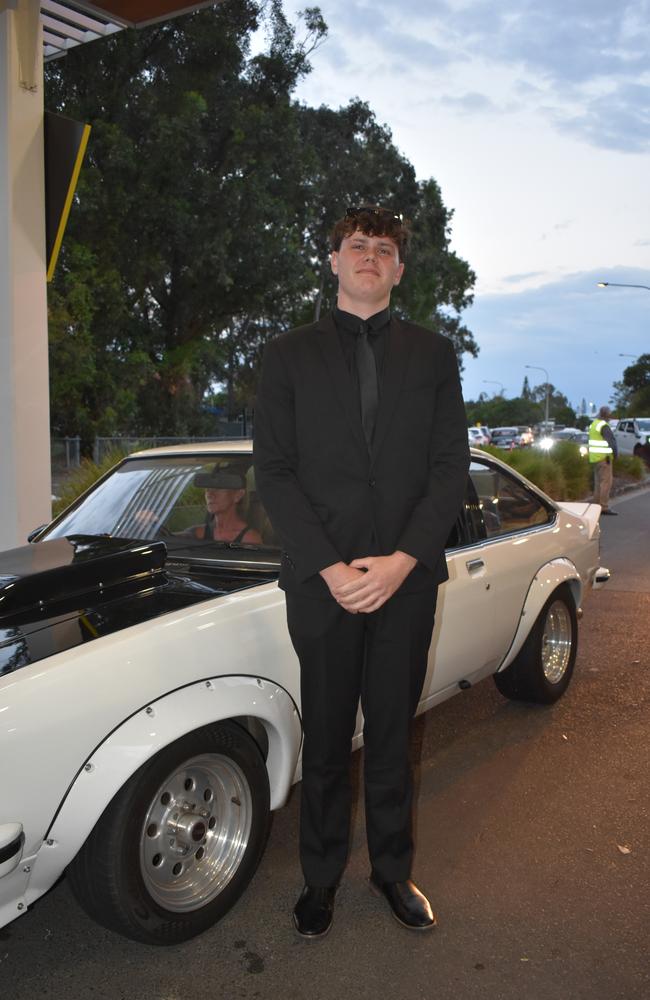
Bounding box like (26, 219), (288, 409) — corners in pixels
(369, 875), (437, 930)
(601, 509), (618, 516)
(293, 885), (336, 938)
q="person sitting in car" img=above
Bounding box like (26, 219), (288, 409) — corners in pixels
(185, 468), (262, 544)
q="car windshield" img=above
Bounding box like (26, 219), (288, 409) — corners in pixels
(636, 419), (650, 432)
(43, 454), (280, 553)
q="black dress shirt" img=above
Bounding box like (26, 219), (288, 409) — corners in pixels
(332, 306), (391, 391)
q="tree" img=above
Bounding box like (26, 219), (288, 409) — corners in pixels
(45, 2), (477, 440)
(611, 353), (650, 415)
(521, 375), (531, 400)
(529, 383), (576, 426)
(465, 396), (542, 427)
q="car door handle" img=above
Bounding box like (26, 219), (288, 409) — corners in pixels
(466, 558), (485, 573)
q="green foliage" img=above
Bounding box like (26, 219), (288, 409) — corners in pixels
(481, 445), (646, 500)
(466, 382), (577, 430)
(52, 450), (129, 516)
(466, 396), (542, 427)
(549, 442), (591, 499)
(611, 353), (650, 414)
(614, 454), (645, 481)
(482, 444), (591, 500)
(482, 446), (568, 499)
(45, 2), (476, 437)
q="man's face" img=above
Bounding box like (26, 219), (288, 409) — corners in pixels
(330, 230), (404, 312)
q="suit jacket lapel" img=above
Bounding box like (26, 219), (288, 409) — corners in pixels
(371, 317), (412, 465)
(315, 314), (368, 457)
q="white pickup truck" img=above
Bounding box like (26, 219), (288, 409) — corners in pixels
(613, 417), (650, 458)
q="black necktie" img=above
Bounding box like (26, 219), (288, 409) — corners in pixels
(356, 322), (379, 449)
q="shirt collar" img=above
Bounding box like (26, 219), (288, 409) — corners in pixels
(333, 306), (391, 334)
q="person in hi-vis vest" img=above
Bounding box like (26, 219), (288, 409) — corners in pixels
(588, 406), (618, 515)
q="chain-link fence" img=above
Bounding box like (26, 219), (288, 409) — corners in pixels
(51, 436), (81, 471)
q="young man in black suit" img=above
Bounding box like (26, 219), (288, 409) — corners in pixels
(254, 206), (469, 937)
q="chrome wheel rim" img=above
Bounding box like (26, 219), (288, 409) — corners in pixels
(541, 601), (573, 684)
(139, 753), (252, 912)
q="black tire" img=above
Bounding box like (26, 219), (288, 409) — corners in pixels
(494, 584), (578, 704)
(67, 721), (270, 945)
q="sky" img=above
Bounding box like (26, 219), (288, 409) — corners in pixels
(278, 0), (650, 410)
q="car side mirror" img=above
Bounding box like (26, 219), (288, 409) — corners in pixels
(27, 525), (47, 543)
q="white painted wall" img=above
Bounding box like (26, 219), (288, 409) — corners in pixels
(0, 1), (52, 552)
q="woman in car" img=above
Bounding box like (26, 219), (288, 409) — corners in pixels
(187, 468), (262, 544)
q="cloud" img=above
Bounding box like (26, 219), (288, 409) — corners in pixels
(315, 2), (451, 70)
(439, 91), (499, 114)
(503, 271), (546, 284)
(552, 83), (650, 153)
(308, 0), (650, 152)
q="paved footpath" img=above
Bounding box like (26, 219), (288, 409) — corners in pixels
(2, 491), (649, 1000)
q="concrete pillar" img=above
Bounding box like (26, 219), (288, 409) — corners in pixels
(0, 1), (52, 551)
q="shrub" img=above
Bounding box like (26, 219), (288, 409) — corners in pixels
(482, 445), (566, 498)
(547, 442), (591, 500)
(614, 454), (645, 481)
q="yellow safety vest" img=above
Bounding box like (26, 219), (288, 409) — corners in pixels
(588, 419), (613, 463)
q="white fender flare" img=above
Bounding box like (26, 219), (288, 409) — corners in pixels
(25, 675), (302, 906)
(496, 558), (582, 673)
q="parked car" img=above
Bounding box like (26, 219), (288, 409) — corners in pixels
(467, 426), (489, 446)
(538, 428), (589, 457)
(490, 426), (523, 449)
(613, 417), (650, 463)
(0, 443), (608, 945)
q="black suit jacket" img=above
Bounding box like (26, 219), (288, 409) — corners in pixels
(253, 313), (470, 599)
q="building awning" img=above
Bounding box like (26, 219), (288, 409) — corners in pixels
(42, 1), (219, 61)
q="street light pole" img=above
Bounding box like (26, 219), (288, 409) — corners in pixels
(525, 364), (550, 431)
(597, 282), (650, 291)
(482, 379), (505, 396)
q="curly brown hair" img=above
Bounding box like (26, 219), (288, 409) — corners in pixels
(330, 205), (410, 261)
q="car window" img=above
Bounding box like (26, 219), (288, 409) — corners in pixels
(44, 454), (281, 551)
(469, 459), (553, 539)
(442, 475), (487, 550)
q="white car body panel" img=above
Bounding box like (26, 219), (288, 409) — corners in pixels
(0, 444), (605, 934)
(614, 417), (650, 456)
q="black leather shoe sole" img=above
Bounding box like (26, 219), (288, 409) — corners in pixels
(369, 879), (437, 931)
(292, 913), (333, 939)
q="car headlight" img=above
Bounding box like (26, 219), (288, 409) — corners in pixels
(539, 437), (555, 451)
(579, 445), (588, 457)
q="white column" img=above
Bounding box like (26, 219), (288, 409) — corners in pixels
(0, 1), (52, 552)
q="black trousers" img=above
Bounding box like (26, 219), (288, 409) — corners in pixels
(286, 587), (438, 887)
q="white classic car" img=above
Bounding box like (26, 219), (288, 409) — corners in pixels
(0, 443), (609, 945)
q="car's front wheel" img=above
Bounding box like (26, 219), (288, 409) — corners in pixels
(494, 584), (578, 704)
(67, 721), (270, 944)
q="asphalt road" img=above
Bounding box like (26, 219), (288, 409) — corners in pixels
(1, 490), (649, 1000)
